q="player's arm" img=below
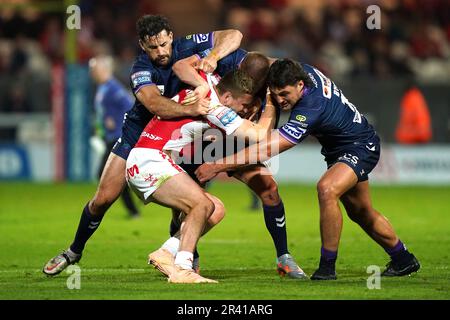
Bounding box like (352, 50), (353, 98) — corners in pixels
(195, 130), (295, 183)
(197, 29), (243, 73)
(172, 29), (243, 101)
(136, 85), (209, 119)
(172, 55), (210, 104)
(232, 92), (277, 142)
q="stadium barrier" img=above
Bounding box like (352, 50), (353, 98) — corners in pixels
(1, 141), (450, 185)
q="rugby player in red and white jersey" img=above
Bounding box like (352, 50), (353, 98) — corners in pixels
(126, 70), (273, 283)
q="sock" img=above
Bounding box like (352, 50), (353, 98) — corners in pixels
(385, 239), (410, 262)
(193, 249), (199, 260)
(175, 251), (194, 270)
(263, 200), (288, 258)
(320, 247), (337, 269)
(161, 237), (180, 256)
(69, 203), (104, 254)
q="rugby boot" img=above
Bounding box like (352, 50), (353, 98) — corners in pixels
(168, 266), (218, 284)
(311, 258), (337, 280)
(382, 253), (420, 277)
(43, 250), (81, 276)
(148, 248), (176, 277)
(277, 254), (308, 279)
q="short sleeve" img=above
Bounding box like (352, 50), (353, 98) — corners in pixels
(129, 56), (156, 95)
(177, 32), (214, 57)
(215, 49), (248, 76)
(278, 96), (322, 144)
(205, 104), (244, 135)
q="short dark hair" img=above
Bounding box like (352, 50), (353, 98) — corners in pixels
(216, 69), (254, 98)
(267, 58), (313, 89)
(136, 15), (172, 40)
(239, 52), (270, 95)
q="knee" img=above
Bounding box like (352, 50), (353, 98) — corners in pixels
(191, 196), (215, 220)
(258, 181), (280, 206)
(208, 198), (225, 226)
(317, 179), (339, 203)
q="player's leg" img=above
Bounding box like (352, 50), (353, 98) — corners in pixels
(149, 173), (217, 283)
(151, 193), (225, 275)
(126, 148), (216, 283)
(233, 164), (307, 279)
(43, 152), (127, 276)
(311, 162), (358, 280)
(341, 181), (420, 276)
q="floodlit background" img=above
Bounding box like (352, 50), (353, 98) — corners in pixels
(0, 0), (449, 183)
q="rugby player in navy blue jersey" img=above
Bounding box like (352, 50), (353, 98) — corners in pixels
(43, 14), (244, 276)
(195, 59), (421, 280)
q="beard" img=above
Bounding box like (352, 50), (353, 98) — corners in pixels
(155, 55), (170, 66)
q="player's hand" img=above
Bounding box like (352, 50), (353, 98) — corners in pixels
(187, 97), (210, 117)
(182, 84), (210, 106)
(195, 163), (219, 183)
(195, 55), (218, 73)
(241, 105), (260, 122)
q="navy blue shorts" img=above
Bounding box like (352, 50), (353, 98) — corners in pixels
(325, 139), (380, 182)
(111, 118), (144, 160)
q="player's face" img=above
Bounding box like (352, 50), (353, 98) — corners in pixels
(221, 92), (255, 117)
(270, 81), (304, 111)
(139, 30), (173, 67)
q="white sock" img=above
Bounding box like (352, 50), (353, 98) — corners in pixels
(175, 251), (194, 270)
(161, 237), (180, 257)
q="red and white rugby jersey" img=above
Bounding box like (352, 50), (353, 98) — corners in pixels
(134, 73), (244, 152)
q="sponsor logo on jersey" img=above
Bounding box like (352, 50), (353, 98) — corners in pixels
(185, 35), (192, 40)
(218, 109), (238, 126)
(194, 33), (209, 44)
(295, 114), (307, 122)
(141, 131), (163, 141)
(308, 73), (318, 88)
(314, 68), (332, 99)
(281, 123), (306, 140)
(131, 71), (152, 89)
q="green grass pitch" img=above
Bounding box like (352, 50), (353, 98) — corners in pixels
(0, 182), (449, 300)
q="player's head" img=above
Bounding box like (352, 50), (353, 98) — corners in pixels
(136, 15), (173, 67)
(216, 69), (255, 116)
(267, 58), (313, 111)
(239, 52), (270, 95)
(89, 55), (114, 84)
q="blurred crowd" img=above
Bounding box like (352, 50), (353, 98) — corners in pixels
(220, 0), (450, 81)
(0, 0), (449, 113)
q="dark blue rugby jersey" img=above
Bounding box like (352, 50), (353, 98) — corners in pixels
(278, 63), (377, 157)
(127, 31), (247, 128)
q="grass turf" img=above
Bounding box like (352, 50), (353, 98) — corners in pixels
(0, 182), (449, 300)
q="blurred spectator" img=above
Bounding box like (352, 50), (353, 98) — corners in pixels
(89, 55), (140, 218)
(395, 82), (432, 144)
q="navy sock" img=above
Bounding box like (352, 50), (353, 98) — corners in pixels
(70, 203), (104, 254)
(263, 200), (289, 258)
(320, 247), (337, 269)
(385, 240), (410, 262)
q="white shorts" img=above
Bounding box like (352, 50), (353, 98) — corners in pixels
(126, 148), (184, 204)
